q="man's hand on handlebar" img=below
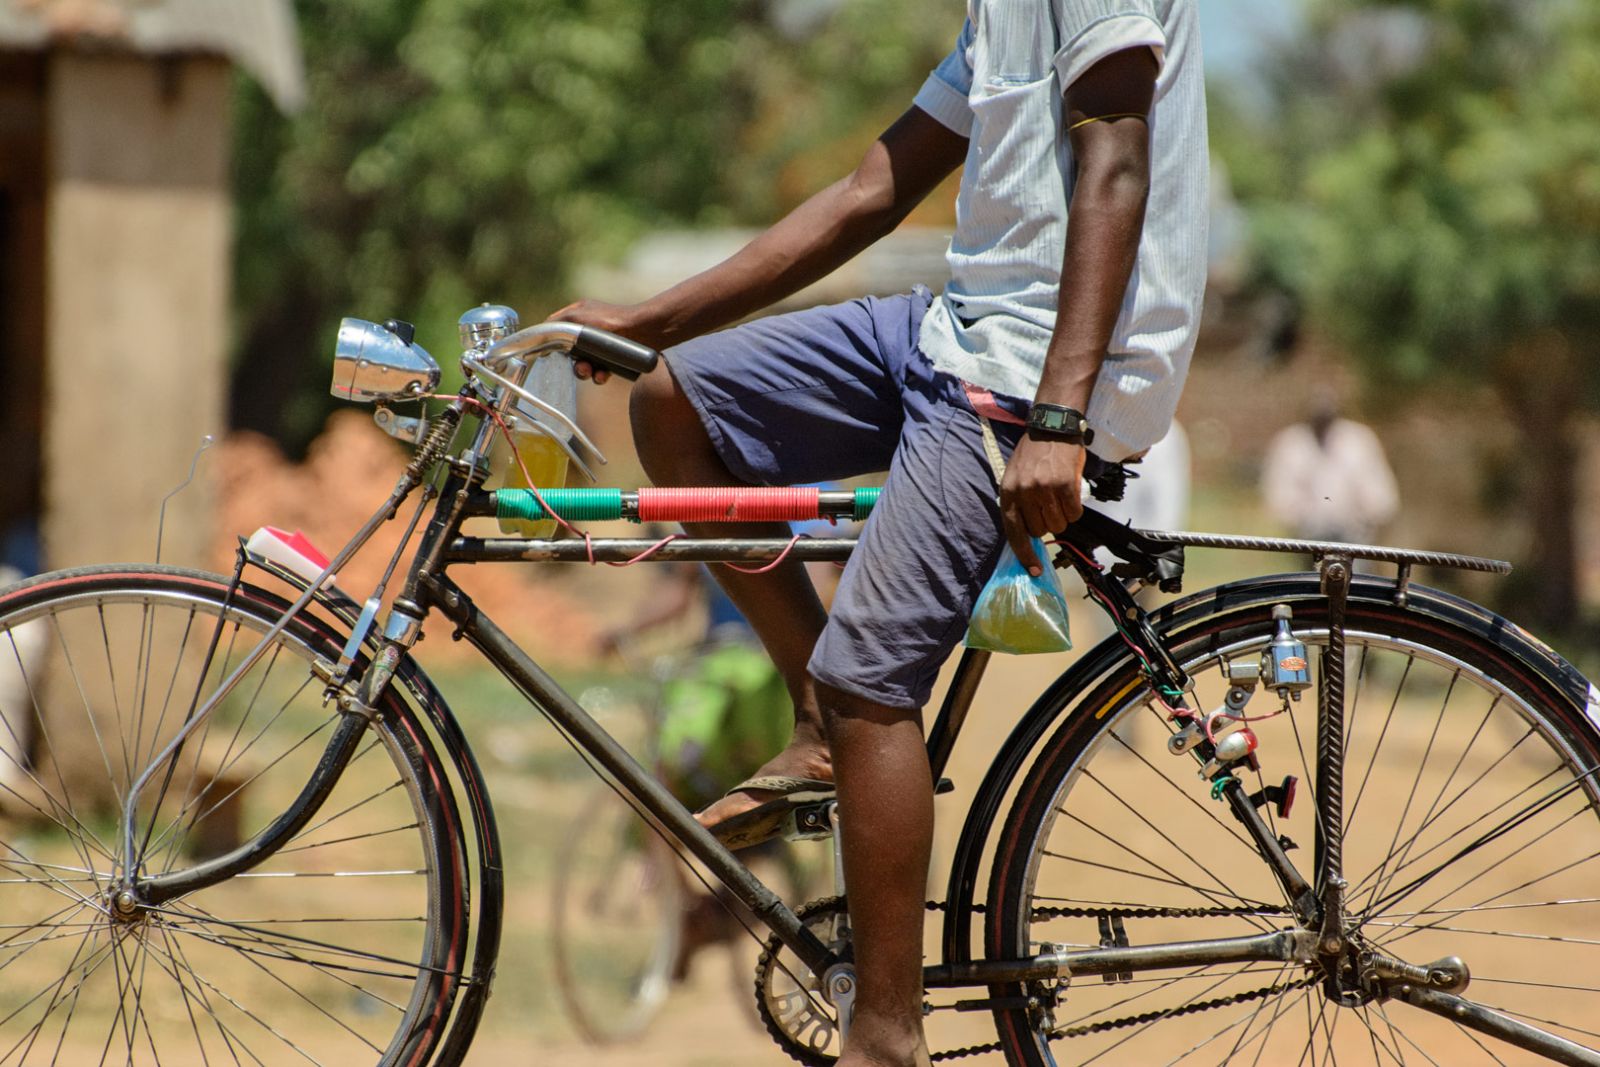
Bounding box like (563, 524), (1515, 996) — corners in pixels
(546, 299), (655, 385)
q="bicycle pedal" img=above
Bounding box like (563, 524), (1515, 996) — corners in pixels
(784, 799), (837, 841)
(783, 780), (954, 841)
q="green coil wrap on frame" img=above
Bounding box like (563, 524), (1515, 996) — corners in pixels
(497, 488), (624, 522)
(852, 487), (881, 521)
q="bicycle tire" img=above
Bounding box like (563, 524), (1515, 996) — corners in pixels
(549, 782), (684, 1044)
(986, 592), (1600, 1065)
(0, 565), (470, 1065)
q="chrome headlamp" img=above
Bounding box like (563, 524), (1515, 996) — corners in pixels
(330, 318), (441, 403)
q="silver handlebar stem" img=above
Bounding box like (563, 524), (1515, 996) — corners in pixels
(480, 321), (584, 372)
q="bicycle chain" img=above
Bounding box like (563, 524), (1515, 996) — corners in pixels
(1051, 975), (1322, 1040)
(925, 973), (1323, 1062)
(924, 899), (1292, 921)
(757, 899), (1304, 1064)
(931, 1040), (1005, 1061)
(921, 899), (1301, 1059)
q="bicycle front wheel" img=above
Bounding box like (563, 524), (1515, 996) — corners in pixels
(0, 566), (469, 1065)
(987, 589), (1600, 1065)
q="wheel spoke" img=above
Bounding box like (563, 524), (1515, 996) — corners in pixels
(1060, 805), (1276, 922)
(1070, 964), (1271, 1067)
(0, 919), (109, 1063)
(1359, 672), (1459, 909)
(1362, 765), (1600, 920)
(1343, 655), (1414, 860)
(5, 626), (119, 871)
(137, 931), (328, 1065)
(1077, 769), (1274, 929)
(144, 669), (326, 872)
(1346, 741), (1559, 908)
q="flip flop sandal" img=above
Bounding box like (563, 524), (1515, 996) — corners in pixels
(704, 775), (836, 851)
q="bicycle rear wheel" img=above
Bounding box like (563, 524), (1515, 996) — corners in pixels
(0, 566), (468, 1065)
(987, 591), (1600, 1065)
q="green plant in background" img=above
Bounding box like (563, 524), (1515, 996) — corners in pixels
(1224, 0), (1600, 630)
(230, 0), (953, 452)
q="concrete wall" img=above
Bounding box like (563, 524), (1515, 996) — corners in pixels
(43, 52), (229, 571)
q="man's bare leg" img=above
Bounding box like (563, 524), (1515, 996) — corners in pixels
(636, 368), (935, 1065)
(821, 682), (934, 1067)
(631, 365), (833, 824)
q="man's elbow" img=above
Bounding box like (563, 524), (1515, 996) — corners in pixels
(841, 167), (909, 237)
(1075, 142), (1151, 208)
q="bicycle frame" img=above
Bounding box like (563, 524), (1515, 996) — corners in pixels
(430, 485), (1324, 989)
(112, 395), (1599, 1065)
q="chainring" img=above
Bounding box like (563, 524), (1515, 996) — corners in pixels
(756, 897), (1306, 1064)
(754, 896), (852, 1067)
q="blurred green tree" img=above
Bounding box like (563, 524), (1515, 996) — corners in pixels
(1231, 0), (1600, 628)
(230, 0), (953, 451)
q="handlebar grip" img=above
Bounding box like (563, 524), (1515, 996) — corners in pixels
(571, 326), (660, 381)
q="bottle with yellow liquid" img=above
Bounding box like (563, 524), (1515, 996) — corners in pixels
(459, 304), (576, 537)
(484, 338), (579, 537)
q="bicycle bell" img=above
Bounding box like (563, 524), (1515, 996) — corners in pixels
(459, 304), (521, 352)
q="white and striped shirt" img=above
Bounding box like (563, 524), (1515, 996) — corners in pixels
(912, 0), (1209, 461)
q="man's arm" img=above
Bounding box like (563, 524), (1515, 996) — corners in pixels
(1001, 46), (1159, 575)
(552, 106), (967, 364)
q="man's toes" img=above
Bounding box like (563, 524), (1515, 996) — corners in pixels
(695, 789), (766, 829)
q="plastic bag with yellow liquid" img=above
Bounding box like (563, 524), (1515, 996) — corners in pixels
(964, 539), (1073, 655)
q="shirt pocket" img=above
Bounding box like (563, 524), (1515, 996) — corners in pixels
(983, 71), (1050, 91)
(973, 0), (1057, 88)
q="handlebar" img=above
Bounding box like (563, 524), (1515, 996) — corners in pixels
(572, 327), (660, 380)
(483, 321), (661, 381)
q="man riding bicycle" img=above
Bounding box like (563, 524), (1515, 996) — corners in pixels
(557, 2), (1207, 1063)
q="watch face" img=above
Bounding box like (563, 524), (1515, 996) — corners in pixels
(1027, 406), (1089, 441)
(1031, 407), (1077, 430)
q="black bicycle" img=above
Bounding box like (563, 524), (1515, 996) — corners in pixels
(0, 309), (1597, 1065)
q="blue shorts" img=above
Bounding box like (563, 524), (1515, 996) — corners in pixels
(663, 288), (1026, 710)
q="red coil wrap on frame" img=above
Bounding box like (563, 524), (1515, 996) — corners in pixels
(636, 486), (822, 523)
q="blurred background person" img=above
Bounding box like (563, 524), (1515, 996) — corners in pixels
(1261, 391), (1399, 546)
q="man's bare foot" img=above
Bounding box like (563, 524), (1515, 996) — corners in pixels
(694, 720), (832, 833)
